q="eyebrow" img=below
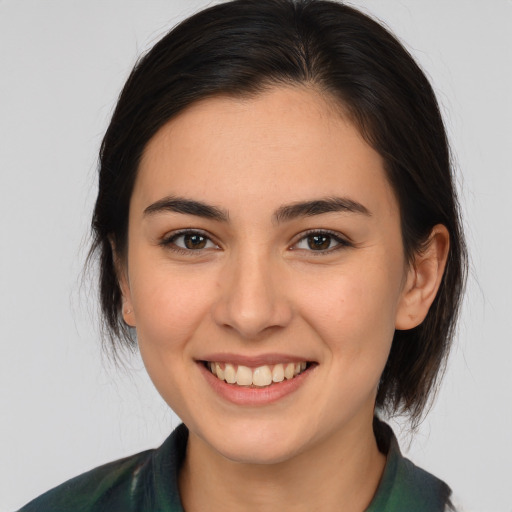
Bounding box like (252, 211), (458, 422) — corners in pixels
(273, 197), (371, 223)
(143, 195), (370, 223)
(143, 196), (229, 222)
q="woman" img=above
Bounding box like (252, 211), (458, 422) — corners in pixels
(19, 0), (466, 510)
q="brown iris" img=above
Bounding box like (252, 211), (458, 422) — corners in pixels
(184, 233), (208, 250)
(307, 234), (331, 250)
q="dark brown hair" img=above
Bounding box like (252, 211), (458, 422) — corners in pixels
(90, 0), (467, 424)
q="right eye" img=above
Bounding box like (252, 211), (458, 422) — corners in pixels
(161, 230), (219, 253)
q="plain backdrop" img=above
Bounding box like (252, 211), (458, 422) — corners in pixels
(1, 1), (511, 511)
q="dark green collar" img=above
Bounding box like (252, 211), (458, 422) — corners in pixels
(19, 420), (452, 511)
(152, 420), (452, 512)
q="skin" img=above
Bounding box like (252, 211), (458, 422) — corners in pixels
(118, 86), (449, 512)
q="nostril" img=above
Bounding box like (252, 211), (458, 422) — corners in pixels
(211, 266), (293, 338)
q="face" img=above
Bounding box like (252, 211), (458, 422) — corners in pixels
(121, 86), (411, 464)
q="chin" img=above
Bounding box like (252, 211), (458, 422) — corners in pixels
(216, 437), (302, 465)
(198, 416), (316, 465)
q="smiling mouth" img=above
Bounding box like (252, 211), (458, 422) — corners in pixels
(203, 361), (314, 388)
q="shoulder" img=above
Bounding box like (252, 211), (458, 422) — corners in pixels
(17, 424), (189, 512)
(367, 419), (454, 512)
(17, 449), (155, 512)
(390, 454), (454, 511)
(18, 423), (188, 512)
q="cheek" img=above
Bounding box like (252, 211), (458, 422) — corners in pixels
(294, 260), (402, 361)
(129, 263), (216, 355)
(128, 264), (219, 415)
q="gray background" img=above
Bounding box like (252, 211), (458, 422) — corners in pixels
(1, 1), (511, 511)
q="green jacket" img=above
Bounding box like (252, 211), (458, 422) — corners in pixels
(19, 420), (453, 511)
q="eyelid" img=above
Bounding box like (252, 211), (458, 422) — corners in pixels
(160, 228), (221, 253)
(290, 229), (353, 253)
(159, 228), (352, 255)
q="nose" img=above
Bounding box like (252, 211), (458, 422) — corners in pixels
(212, 249), (293, 339)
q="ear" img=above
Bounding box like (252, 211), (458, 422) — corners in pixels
(110, 238), (136, 328)
(395, 224), (450, 330)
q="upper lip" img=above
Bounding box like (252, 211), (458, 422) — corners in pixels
(197, 353), (316, 367)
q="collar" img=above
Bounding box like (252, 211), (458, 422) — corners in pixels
(149, 420), (452, 512)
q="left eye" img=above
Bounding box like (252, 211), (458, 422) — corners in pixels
(293, 232), (347, 252)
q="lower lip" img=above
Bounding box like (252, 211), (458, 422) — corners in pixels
(198, 362), (315, 406)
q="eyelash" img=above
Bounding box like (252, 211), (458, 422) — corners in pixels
(160, 229), (219, 255)
(291, 229), (352, 254)
(160, 229), (352, 255)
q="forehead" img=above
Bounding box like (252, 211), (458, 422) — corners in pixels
(135, 86), (397, 219)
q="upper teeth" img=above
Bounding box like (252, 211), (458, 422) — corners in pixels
(208, 362), (307, 387)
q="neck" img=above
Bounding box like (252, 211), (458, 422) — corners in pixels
(178, 418), (386, 512)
